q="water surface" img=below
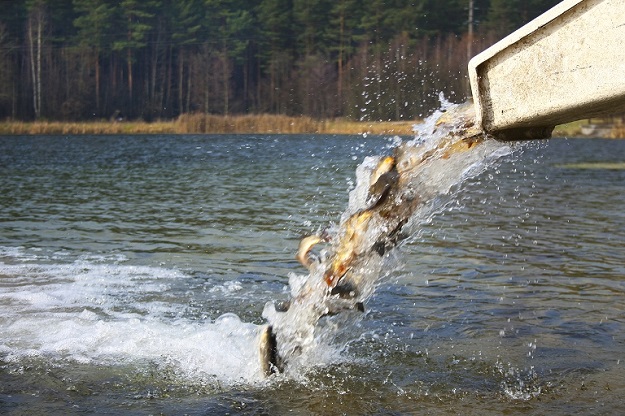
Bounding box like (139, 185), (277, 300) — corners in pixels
(1, 134), (624, 414)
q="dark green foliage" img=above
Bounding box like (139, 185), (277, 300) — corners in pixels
(0, 0), (560, 121)
(485, 0), (560, 35)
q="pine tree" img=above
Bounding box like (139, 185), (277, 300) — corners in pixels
(73, 0), (115, 114)
(257, 0), (296, 113)
(0, 22), (15, 118)
(113, 0), (161, 105)
(172, 0), (206, 114)
(329, 0), (363, 113)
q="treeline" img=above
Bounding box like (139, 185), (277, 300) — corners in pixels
(0, 0), (558, 122)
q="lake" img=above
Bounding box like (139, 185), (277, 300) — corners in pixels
(1, 134), (624, 414)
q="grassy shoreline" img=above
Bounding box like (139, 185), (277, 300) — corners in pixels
(0, 113), (622, 138)
(0, 114), (418, 136)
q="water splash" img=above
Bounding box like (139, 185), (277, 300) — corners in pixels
(0, 101), (520, 386)
(262, 101), (517, 375)
(0, 247), (264, 385)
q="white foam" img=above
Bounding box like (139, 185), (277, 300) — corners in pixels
(2, 312), (263, 383)
(0, 247), (266, 385)
(0, 103), (518, 386)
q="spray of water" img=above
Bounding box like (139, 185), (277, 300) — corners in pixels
(0, 98), (519, 386)
(0, 252), (263, 385)
(261, 99), (516, 376)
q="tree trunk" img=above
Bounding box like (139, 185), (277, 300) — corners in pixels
(95, 48), (100, 112)
(127, 48), (133, 99)
(270, 57), (275, 112)
(165, 44), (173, 116)
(466, 0), (475, 96)
(337, 8), (344, 109)
(27, 8), (44, 119)
(256, 54), (261, 112)
(36, 17), (42, 118)
(204, 68), (209, 114)
(243, 50), (249, 112)
(27, 21), (36, 117)
(222, 50), (229, 116)
(178, 49), (184, 114)
(186, 66), (191, 112)
(151, 25), (161, 113)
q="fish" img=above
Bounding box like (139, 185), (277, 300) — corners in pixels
(295, 234), (325, 269)
(259, 325), (281, 376)
(323, 105), (485, 295)
(259, 103), (505, 375)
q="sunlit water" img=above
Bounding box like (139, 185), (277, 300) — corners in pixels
(1, 134), (624, 414)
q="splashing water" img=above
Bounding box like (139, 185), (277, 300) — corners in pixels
(0, 100), (519, 386)
(4, 121), (625, 413)
(0, 251), (263, 385)
(261, 101), (517, 375)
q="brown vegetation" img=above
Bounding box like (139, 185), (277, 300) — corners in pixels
(0, 114), (418, 136)
(3, 115), (623, 138)
(609, 117), (625, 139)
(552, 120), (584, 138)
(553, 119), (625, 139)
(0, 120), (174, 135)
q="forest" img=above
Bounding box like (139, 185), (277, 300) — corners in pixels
(0, 0), (560, 122)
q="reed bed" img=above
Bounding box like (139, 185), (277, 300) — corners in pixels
(3, 114), (623, 138)
(552, 120), (585, 137)
(174, 113), (323, 134)
(553, 119), (625, 139)
(172, 113), (418, 135)
(609, 119), (625, 139)
(609, 126), (625, 139)
(0, 114), (418, 136)
(322, 119), (417, 135)
(0, 120), (175, 135)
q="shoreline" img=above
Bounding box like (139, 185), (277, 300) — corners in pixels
(0, 114), (622, 138)
(0, 114), (418, 136)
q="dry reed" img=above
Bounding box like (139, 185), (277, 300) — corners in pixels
(3, 115), (625, 138)
(0, 120), (174, 135)
(0, 114), (419, 136)
(174, 113), (323, 134)
(553, 119), (625, 139)
(609, 124), (625, 139)
(552, 120), (584, 137)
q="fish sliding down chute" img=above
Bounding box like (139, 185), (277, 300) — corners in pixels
(259, 102), (514, 376)
(258, 0), (625, 377)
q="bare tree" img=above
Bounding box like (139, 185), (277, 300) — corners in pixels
(26, 1), (46, 119)
(0, 22), (15, 118)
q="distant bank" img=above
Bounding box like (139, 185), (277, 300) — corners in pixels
(0, 113), (622, 138)
(0, 114), (417, 136)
